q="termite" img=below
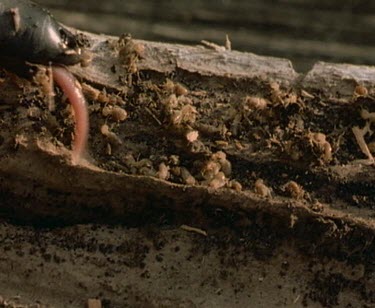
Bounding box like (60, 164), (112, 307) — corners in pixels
(0, 0), (89, 164)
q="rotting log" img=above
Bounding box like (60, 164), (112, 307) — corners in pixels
(36, 0), (375, 71)
(0, 29), (374, 258)
(0, 29), (374, 306)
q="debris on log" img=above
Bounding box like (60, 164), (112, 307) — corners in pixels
(0, 28), (374, 307)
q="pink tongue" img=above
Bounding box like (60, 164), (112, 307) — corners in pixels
(52, 66), (89, 164)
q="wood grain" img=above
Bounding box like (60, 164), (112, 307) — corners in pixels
(36, 0), (375, 71)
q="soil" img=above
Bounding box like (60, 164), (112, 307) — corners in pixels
(0, 31), (374, 307)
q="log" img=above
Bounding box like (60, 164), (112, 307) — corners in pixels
(36, 0), (375, 71)
(0, 28), (374, 307)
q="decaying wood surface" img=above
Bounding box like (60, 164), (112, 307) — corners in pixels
(37, 0), (375, 71)
(0, 29), (374, 307)
(0, 29), (373, 252)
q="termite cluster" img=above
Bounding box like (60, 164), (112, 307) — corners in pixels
(121, 154), (156, 176)
(161, 80), (197, 135)
(158, 79), (213, 155)
(306, 131), (332, 163)
(252, 177), (309, 201)
(194, 150), (238, 190)
(117, 34), (145, 75)
(282, 180), (306, 199)
(112, 78), (244, 190)
(1, 69), (60, 142)
(227, 94), (270, 138)
(283, 130), (333, 164)
(81, 83), (128, 156)
(119, 153), (197, 186)
(261, 82), (334, 165)
(254, 179), (272, 197)
(158, 150), (241, 190)
(269, 82), (301, 108)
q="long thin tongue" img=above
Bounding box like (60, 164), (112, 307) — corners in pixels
(52, 66), (89, 164)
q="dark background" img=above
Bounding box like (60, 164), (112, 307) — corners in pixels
(37, 0), (375, 72)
